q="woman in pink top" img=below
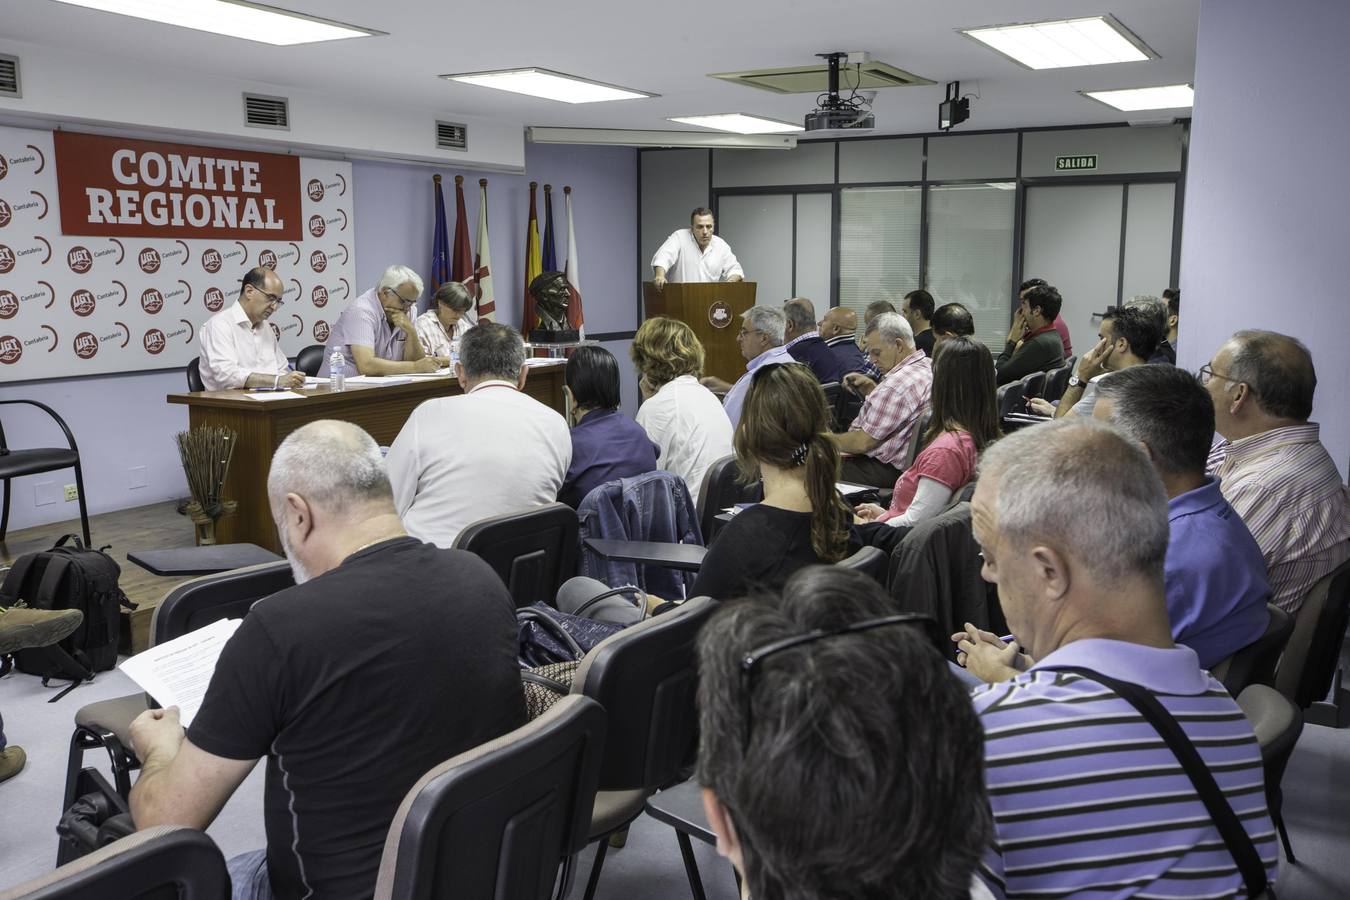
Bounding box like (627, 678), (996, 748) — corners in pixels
(854, 336), (999, 550)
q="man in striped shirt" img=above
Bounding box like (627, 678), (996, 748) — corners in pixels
(1203, 330), (1350, 613)
(958, 421), (1278, 899)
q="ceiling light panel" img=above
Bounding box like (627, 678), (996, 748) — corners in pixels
(1083, 84), (1194, 111)
(49, 0), (382, 45)
(667, 114), (803, 134)
(444, 69), (654, 104)
(962, 16), (1155, 70)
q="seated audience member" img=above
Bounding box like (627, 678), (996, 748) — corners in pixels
(197, 267), (305, 391)
(692, 363), (856, 600)
(700, 306), (793, 428)
(697, 566), (994, 900)
(1018, 277), (1073, 356)
(127, 420), (525, 900)
(1163, 288), (1180, 355)
(1204, 330), (1350, 612)
(829, 312), (933, 489)
(901, 289), (937, 357)
(631, 316), (734, 502)
(854, 336), (998, 553)
(932, 301), (976, 349)
(956, 420), (1278, 898)
(1095, 365), (1271, 667)
(818, 305), (880, 379)
(386, 322), (570, 547)
(0, 605), (84, 783)
(782, 297), (845, 384)
(414, 281), (473, 359)
(995, 283), (1065, 385)
(320, 264), (445, 376)
(558, 346), (658, 508)
(1126, 294), (1175, 364)
(863, 298), (896, 327)
(1027, 304), (1158, 419)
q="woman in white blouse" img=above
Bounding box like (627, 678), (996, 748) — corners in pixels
(629, 316), (734, 502)
(414, 282), (475, 361)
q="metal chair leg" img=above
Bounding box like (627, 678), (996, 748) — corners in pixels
(72, 462), (91, 547)
(1276, 813), (1297, 864)
(676, 832), (709, 900)
(1, 476), (10, 540)
(580, 837), (609, 900)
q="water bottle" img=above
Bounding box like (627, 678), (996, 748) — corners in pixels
(449, 339), (460, 369)
(329, 346), (346, 392)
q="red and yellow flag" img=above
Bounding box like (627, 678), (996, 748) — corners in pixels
(521, 181), (542, 333)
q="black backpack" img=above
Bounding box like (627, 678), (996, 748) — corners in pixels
(0, 534), (135, 676)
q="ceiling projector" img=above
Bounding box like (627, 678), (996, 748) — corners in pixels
(805, 52), (875, 133)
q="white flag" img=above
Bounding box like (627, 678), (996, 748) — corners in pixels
(564, 186), (584, 338)
(468, 179), (496, 323)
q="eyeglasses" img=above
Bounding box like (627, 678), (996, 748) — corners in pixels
(1198, 364), (1240, 386)
(738, 613), (938, 751)
(383, 287), (418, 307)
(736, 327), (763, 339)
(246, 283), (284, 306)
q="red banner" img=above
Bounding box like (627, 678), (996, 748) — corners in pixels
(53, 131), (302, 240)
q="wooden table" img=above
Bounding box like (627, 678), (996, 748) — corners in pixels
(167, 363), (567, 554)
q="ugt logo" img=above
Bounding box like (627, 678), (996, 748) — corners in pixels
(0, 334), (23, 364)
(139, 248), (161, 274)
(0, 290), (18, 320)
(308, 215), (326, 238)
(70, 289), (96, 317)
(0, 157), (8, 181)
(141, 288), (165, 314)
(68, 246), (94, 274)
(0, 245), (14, 274)
(202, 248), (223, 274)
(312, 285), (329, 308)
(258, 249), (278, 270)
(73, 332), (98, 360)
(204, 287), (226, 312)
(309, 249), (327, 273)
(307, 179), (324, 202)
(312, 320), (330, 342)
(0, 198), (12, 228)
(143, 328), (167, 355)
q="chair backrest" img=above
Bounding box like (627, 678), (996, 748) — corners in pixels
(1042, 365), (1072, 403)
(572, 597), (715, 792)
(150, 561), (295, 646)
(837, 546), (886, 583)
(295, 344), (327, 376)
(1213, 604), (1294, 696)
(0, 826), (229, 900)
(820, 381), (840, 408)
(996, 382), (1025, 417)
(372, 695), (606, 900)
(1275, 552), (1350, 707)
(1235, 684), (1303, 795)
(1021, 370), (1047, 400)
(902, 406), (933, 469)
(454, 503), (580, 609)
(696, 455), (762, 542)
(186, 357), (205, 392)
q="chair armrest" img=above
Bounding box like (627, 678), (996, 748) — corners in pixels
(0, 399), (81, 455)
(582, 538), (707, 571)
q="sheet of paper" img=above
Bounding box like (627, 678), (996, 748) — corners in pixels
(836, 481), (872, 496)
(523, 357), (560, 368)
(304, 376), (330, 385)
(400, 370), (454, 378)
(343, 375), (413, 385)
(118, 618), (243, 727)
(243, 390), (306, 401)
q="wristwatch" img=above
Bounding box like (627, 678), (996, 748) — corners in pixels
(1068, 374), (1085, 388)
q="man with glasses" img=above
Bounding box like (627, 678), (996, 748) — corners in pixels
(198, 266), (305, 391)
(700, 305), (793, 428)
(1202, 330), (1349, 613)
(320, 264), (445, 377)
(697, 565), (995, 900)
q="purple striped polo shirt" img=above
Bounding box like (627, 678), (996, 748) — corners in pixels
(972, 638), (1278, 899)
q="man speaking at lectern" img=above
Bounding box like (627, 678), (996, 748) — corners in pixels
(651, 208), (745, 289)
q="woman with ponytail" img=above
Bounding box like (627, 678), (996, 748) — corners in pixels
(690, 362), (857, 600)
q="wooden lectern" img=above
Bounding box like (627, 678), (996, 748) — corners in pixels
(642, 281), (758, 384)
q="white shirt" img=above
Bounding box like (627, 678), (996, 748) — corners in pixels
(385, 381), (571, 548)
(650, 230), (744, 283)
(413, 308), (473, 359)
(636, 375), (735, 502)
(197, 301), (288, 390)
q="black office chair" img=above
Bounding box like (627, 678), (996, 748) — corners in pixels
(572, 597), (715, 900)
(186, 357), (205, 392)
(1236, 685), (1303, 863)
(902, 407), (933, 469)
(696, 455), (762, 543)
(996, 382), (1025, 418)
(454, 504), (580, 609)
(61, 561), (295, 841)
(7, 826), (229, 899)
(1021, 370), (1047, 400)
(1275, 553), (1350, 726)
(1211, 604), (1294, 696)
(0, 400), (91, 548)
(820, 381), (841, 428)
(837, 546), (886, 583)
(373, 695), (606, 900)
(295, 344), (326, 376)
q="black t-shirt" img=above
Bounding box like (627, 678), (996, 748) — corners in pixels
(691, 504), (856, 600)
(914, 327), (935, 358)
(189, 537), (526, 900)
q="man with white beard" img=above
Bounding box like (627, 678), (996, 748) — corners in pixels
(126, 420), (524, 900)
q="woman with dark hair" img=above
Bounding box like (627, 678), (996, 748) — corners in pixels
(558, 346), (658, 507)
(690, 362), (857, 600)
(855, 336), (999, 549)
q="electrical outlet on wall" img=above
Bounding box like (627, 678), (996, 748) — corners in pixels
(64, 484), (79, 502)
(35, 482), (58, 506)
(129, 466), (148, 489)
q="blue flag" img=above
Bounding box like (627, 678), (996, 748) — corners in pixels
(542, 184), (557, 272)
(430, 175), (451, 300)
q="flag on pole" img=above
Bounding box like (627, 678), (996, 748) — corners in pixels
(522, 181), (542, 334)
(541, 183), (557, 272)
(469, 178), (495, 323)
(451, 175), (472, 285)
(564, 185), (585, 338)
(429, 174), (450, 295)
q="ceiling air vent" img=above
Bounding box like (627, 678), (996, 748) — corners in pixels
(243, 93), (289, 130)
(711, 60), (933, 95)
(0, 55), (21, 98)
(436, 120), (467, 151)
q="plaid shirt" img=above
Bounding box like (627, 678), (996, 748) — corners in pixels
(850, 350), (933, 466)
(1208, 423), (1350, 613)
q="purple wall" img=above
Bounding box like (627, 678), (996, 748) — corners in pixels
(1180, 0), (1350, 479)
(0, 142), (637, 531)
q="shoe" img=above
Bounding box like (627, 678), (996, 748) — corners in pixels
(0, 607), (84, 656)
(0, 746), (26, 784)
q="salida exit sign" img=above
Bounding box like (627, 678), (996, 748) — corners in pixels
(1056, 154), (1098, 171)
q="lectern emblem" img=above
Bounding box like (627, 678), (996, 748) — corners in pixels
(708, 300), (733, 329)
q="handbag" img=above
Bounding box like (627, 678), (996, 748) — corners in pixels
(1045, 666), (1275, 900)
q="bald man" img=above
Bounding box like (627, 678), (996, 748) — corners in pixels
(819, 306), (879, 379)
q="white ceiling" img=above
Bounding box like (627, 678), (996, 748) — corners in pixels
(7, 0), (1201, 137)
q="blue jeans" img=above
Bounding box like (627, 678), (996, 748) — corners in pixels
(227, 850), (274, 900)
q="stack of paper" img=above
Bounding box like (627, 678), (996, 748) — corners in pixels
(119, 618), (243, 727)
